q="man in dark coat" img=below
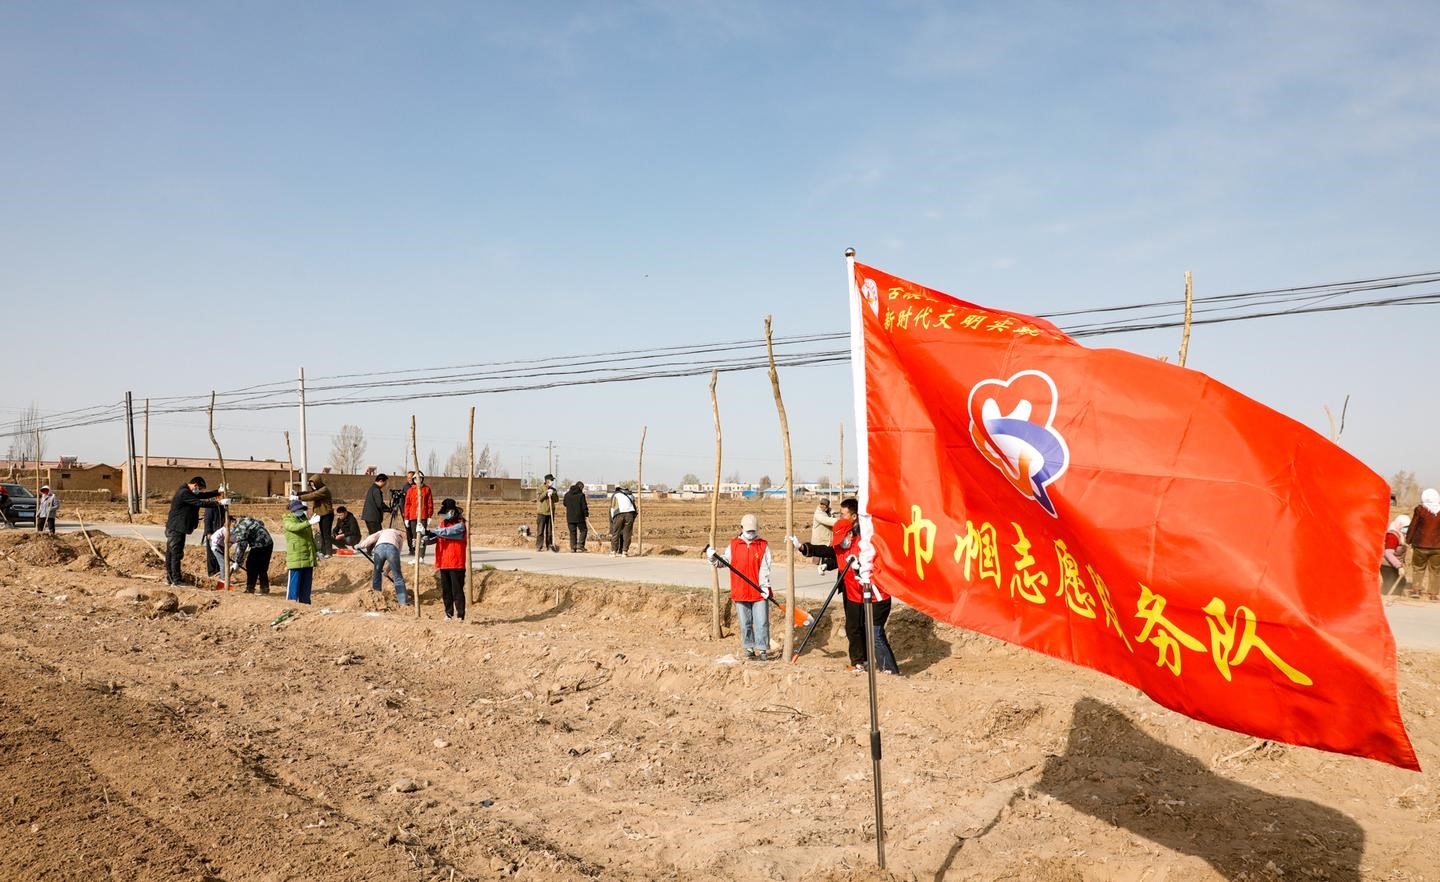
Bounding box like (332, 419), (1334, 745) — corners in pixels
(164, 476), (222, 586)
(361, 473), (390, 535)
(562, 482), (589, 552)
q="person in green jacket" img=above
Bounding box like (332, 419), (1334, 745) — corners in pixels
(283, 499), (318, 604)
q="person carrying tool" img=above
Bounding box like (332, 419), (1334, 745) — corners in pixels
(283, 498), (319, 604)
(203, 495), (227, 577)
(563, 481), (589, 552)
(403, 472), (434, 560)
(705, 513), (774, 661)
(356, 525), (408, 606)
(298, 476), (335, 558)
(423, 498), (468, 621)
(163, 476), (224, 587)
(231, 513), (274, 595)
(609, 484), (637, 557)
(535, 474), (560, 552)
(208, 514), (237, 582)
(1382, 514), (1411, 596)
(35, 485), (59, 534)
(361, 473), (391, 536)
(834, 498), (899, 674)
(331, 505), (361, 550)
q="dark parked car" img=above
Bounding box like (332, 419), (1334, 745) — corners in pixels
(1, 483), (37, 526)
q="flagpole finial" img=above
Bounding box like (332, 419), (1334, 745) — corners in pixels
(844, 247), (856, 258)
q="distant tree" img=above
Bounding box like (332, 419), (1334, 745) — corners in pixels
(618, 479), (639, 491)
(681, 472), (701, 486)
(475, 444), (495, 476)
(816, 474), (832, 488)
(5, 402), (45, 464)
(724, 470), (742, 484)
(443, 444), (471, 477)
(425, 449), (439, 476)
(328, 424), (367, 473)
(758, 475), (773, 490)
(1391, 470), (1421, 510)
(651, 483), (671, 493)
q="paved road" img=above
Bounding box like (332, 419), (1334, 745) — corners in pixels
(58, 521), (1440, 651)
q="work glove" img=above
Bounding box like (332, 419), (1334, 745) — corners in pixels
(703, 545), (719, 562)
(289, 495), (299, 503)
(786, 535), (802, 550)
(308, 515), (321, 526)
(230, 562), (239, 574)
(218, 498), (231, 507)
(759, 583), (772, 600)
(218, 484), (228, 494)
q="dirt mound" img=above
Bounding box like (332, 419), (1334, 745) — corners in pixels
(0, 531), (80, 566)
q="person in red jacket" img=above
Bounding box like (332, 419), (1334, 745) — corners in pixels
(423, 498), (468, 621)
(1407, 489), (1440, 601)
(705, 513), (773, 661)
(403, 472), (435, 560)
(833, 498), (899, 674)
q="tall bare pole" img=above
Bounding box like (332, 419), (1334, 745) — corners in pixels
(410, 416), (422, 618)
(284, 432), (295, 495)
(141, 398), (150, 513)
(635, 426), (647, 556)
(1178, 271), (1194, 367)
(123, 392), (138, 518)
(708, 370), (723, 639)
(33, 428), (41, 503)
(764, 315), (796, 661)
(839, 422), (845, 495)
(297, 367), (309, 486)
(207, 392), (230, 588)
(466, 406), (476, 603)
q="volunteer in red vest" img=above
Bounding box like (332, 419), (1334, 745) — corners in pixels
(403, 472), (435, 561)
(423, 498), (468, 621)
(834, 497), (899, 674)
(705, 513), (774, 661)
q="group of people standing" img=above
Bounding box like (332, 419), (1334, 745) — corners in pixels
(1384, 488), (1440, 601)
(533, 475), (638, 557)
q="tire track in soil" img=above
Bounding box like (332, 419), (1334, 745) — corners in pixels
(0, 658), (426, 882)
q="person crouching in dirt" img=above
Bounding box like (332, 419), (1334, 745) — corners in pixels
(1382, 515), (1411, 596)
(232, 514), (274, 595)
(331, 505), (361, 551)
(207, 514), (236, 581)
(705, 514), (774, 661)
(35, 485), (59, 534)
(563, 481), (589, 552)
(356, 526), (408, 607)
(834, 498), (899, 674)
(283, 499), (319, 604)
(203, 493), (227, 577)
(423, 498), (468, 621)
(164, 476), (223, 587)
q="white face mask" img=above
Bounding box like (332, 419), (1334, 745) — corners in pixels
(742, 530), (759, 540)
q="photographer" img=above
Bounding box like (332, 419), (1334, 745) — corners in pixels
(361, 473), (390, 535)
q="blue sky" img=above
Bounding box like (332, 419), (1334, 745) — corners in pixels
(2, 1), (1437, 487)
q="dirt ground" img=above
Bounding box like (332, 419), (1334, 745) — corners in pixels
(0, 529), (1436, 882)
(83, 497), (811, 555)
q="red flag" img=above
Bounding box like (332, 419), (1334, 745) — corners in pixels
(848, 259), (1418, 770)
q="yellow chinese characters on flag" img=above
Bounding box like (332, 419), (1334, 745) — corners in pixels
(850, 261), (1418, 770)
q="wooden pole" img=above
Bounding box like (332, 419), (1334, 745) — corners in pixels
(708, 370), (723, 640)
(635, 425), (647, 557)
(1178, 270), (1194, 367)
(284, 432), (295, 496)
(123, 392), (138, 520)
(764, 315), (796, 661)
(466, 406), (476, 603)
(33, 428), (41, 505)
(142, 398), (149, 513)
(411, 416), (422, 618)
(207, 392), (230, 589)
(74, 510), (102, 561)
(839, 422), (844, 496)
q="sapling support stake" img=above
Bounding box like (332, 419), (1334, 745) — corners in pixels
(207, 391), (230, 590)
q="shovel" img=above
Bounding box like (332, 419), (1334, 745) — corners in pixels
(709, 551), (811, 629)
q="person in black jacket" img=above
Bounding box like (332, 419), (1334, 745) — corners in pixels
(164, 476), (223, 586)
(562, 482), (589, 552)
(331, 506), (362, 550)
(361, 473), (390, 535)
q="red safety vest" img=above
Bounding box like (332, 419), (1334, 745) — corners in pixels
(434, 517), (467, 570)
(833, 517), (888, 603)
(727, 536), (768, 602)
(404, 485), (434, 520)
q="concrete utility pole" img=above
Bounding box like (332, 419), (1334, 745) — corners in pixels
(142, 398), (149, 512)
(124, 392), (139, 516)
(297, 367), (309, 486)
(547, 441), (555, 477)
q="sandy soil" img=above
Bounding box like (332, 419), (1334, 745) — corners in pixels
(0, 529), (1436, 881)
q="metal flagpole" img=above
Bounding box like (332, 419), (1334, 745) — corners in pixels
(846, 246), (885, 868)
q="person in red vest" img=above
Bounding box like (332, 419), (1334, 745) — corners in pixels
(423, 497), (468, 621)
(403, 472), (434, 561)
(833, 498), (899, 674)
(705, 513), (774, 661)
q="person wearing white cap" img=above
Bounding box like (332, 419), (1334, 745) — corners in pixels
(1406, 489), (1440, 601)
(704, 513), (774, 661)
(1382, 514), (1411, 596)
(35, 485), (59, 534)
